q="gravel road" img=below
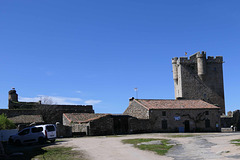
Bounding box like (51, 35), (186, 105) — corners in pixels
(59, 132), (240, 160)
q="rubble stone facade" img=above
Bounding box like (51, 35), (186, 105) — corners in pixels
(172, 51), (225, 114)
(124, 98), (221, 132)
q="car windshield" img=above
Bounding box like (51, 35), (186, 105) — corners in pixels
(46, 126), (55, 131)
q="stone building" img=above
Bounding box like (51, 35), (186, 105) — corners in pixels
(63, 113), (130, 136)
(124, 98), (221, 132)
(172, 51), (225, 114)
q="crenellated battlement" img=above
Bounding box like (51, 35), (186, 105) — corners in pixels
(207, 56), (223, 63)
(172, 51), (223, 64)
(171, 57), (178, 64)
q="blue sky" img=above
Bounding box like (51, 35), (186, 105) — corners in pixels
(0, 0), (239, 114)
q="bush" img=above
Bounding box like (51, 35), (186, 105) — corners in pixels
(0, 114), (16, 130)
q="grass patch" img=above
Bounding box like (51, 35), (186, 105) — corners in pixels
(122, 138), (173, 155)
(33, 146), (86, 160)
(231, 139), (240, 146)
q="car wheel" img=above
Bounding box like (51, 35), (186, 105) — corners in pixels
(15, 140), (21, 146)
(38, 137), (45, 144)
(50, 139), (55, 143)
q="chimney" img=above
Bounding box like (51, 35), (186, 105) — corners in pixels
(129, 97), (135, 104)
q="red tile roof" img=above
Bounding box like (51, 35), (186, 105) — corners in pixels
(63, 113), (110, 124)
(135, 99), (220, 110)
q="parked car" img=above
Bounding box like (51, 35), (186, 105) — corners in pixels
(8, 124), (56, 145)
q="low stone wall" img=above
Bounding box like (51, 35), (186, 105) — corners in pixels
(128, 118), (152, 133)
(221, 128), (233, 132)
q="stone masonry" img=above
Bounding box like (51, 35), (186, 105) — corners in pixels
(124, 98), (221, 132)
(172, 51), (225, 114)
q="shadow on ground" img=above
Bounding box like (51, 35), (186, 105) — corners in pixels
(2, 140), (68, 160)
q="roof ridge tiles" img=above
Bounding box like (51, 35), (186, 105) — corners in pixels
(135, 99), (219, 109)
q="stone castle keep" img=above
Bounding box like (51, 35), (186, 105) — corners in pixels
(172, 51), (225, 114)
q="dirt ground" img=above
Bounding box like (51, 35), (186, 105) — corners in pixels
(58, 132), (240, 160)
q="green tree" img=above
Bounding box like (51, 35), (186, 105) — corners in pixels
(0, 114), (16, 130)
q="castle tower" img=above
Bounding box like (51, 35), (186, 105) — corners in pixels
(172, 51), (225, 114)
(197, 51), (207, 81)
(8, 88), (18, 109)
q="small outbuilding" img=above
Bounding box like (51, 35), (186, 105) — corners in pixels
(63, 113), (131, 136)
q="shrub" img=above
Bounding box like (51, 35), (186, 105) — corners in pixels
(0, 114), (16, 130)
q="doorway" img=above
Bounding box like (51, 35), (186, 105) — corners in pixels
(113, 116), (129, 134)
(184, 120), (190, 132)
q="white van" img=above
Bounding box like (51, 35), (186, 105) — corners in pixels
(8, 124), (56, 145)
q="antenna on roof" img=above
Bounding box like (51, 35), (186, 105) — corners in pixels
(134, 88), (138, 99)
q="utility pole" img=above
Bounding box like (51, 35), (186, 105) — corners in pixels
(134, 88), (138, 99)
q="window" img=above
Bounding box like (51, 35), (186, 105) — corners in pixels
(46, 126), (55, 132)
(205, 111), (209, 115)
(162, 111), (166, 116)
(32, 127), (43, 133)
(18, 129), (30, 136)
(162, 120), (168, 129)
(205, 119), (210, 128)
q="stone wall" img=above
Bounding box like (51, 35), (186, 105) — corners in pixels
(71, 123), (89, 136)
(56, 123), (72, 137)
(149, 109), (221, 132)
(0, 109), (39, 117)
(232, 110), (240, 131)
(128, 117), (152, 133)
(42, 104), (94, 113)
(220, 116), (232, 128)
(123, 100), (149, 119)
(9, 102), (94, 113)
(89, 115), (113, 136)
(179, 64), (225, 113)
